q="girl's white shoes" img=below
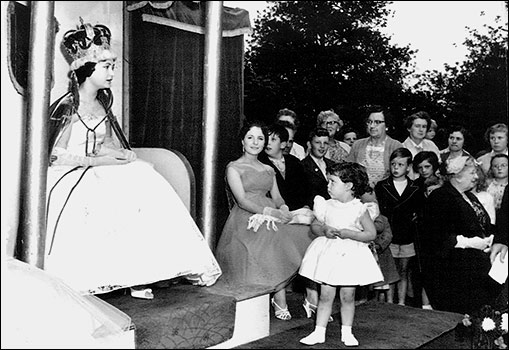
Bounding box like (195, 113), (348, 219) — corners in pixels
(341, 332), (359, 346)
(300, 327), (359, 347)
(299, 330), (325, 345)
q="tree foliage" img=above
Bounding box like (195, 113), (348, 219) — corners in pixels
(414, 12), (508, 154)
(244, 1), (416, 141)
(244, 1), (508, 152)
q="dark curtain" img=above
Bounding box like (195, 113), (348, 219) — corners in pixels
(129, 6), (246, 246)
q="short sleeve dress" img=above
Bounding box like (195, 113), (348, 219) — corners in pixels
(299, 196), (383, 286)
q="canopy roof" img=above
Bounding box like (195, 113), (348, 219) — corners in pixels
(126, 1), (252, 37)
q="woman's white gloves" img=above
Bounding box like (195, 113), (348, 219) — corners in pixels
(263, 205), (292, 223)
(51, 147), (136, 167)
(455, 235), (494, 251)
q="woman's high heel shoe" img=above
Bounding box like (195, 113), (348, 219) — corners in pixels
(271, 298), (292, 320)
(130, 287), (154, 300)
(303, 298), (333, 322)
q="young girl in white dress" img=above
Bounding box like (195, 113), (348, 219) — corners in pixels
(45, 20), (221, 299)
(299, 162), (383, 347)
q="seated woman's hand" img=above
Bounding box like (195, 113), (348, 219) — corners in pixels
(119, 149), (137, 162)
(278, 205), (292, 223)
(93, 155), (130, 166)
(99, 146), (136, 162)
(263, 207), (292, 223)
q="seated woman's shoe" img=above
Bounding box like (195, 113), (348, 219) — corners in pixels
(271, 298), (292, 320)
(130, 287), (154, 300)
(302, 298), (333, 322)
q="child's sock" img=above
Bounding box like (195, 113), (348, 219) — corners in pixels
(341, 325), (359, 346)
(299, 325), (326, 345)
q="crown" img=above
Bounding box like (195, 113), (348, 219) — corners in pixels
(62, 18), (116, 70)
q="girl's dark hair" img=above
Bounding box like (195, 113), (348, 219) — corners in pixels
(390, 147), (413, 165)
(327, 162), (372, 198)
(412, 151), (439, 173)
(74, 62), (97, 85)
(239, 120), (269, 147)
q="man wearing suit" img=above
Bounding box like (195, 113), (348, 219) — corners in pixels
(301, 127), (336, 208)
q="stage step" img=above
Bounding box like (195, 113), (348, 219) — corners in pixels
(101, 283), (237, 349)
(206, 282), (274, 348)
(99, 280), (276, 349)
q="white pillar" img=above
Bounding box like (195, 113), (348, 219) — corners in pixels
(200, 1), (223, 250)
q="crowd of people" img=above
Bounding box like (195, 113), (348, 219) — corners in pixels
(20, 19), (506, 348)
(216, 105), (508, 347)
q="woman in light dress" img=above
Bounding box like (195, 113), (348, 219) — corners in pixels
(45, 20), (221, 299)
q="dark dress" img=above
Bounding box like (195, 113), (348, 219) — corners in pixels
(422, 182), (502, 314)
(493, 186), (508, 309)
(215, 162), (317, 291)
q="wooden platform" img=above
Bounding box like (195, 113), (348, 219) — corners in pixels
(101, 283), (237, 349)
(234, 300), (464, 349)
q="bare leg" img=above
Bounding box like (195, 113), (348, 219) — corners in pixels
(271, 288), (291, 320)
(339, 286), (355, 326)
(377, 289), (387, 302)
(421, 288), (433, 309)
(300, 284), (334, 345)
(396, 257), (411, 305)
(340, 286), (359, 346)
(316, 284), (336, 327)
(305, 285), (319, 306)
(273, 288), (287, 308)
(387, 283), (395, 303)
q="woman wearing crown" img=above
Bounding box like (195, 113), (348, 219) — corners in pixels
(44, 20), (222, 299)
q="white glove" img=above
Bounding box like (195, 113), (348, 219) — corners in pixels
(51, 147), (132, 167)
(483, 235), (494, 253)
(455, 235), (492, 250)
(263, 206), (292, 222)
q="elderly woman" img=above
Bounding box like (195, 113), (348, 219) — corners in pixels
(315, 109), (350, 163)
(347, 105), (404, 187)
(421, 156), (502, 314)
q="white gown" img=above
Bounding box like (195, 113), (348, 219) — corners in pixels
(2, 257), (132, 349)
(45, 114), (222, 295)
(299, 196), (383, 286)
